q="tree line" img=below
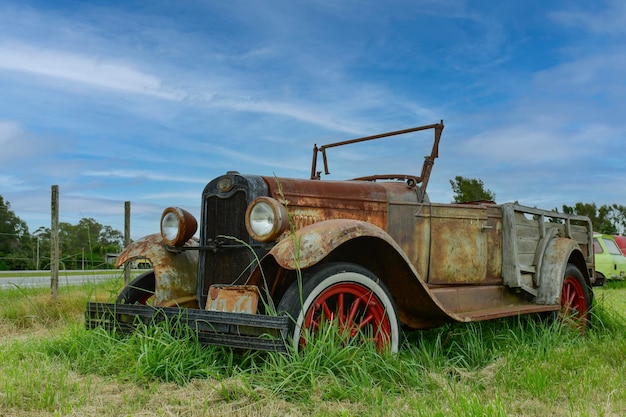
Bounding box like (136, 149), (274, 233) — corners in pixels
(0, 195), (124, 270)
(1, 179), (625, 270)
(449, 176), (626, 235)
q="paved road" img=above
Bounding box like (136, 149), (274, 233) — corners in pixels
(0, 271), (124, 289)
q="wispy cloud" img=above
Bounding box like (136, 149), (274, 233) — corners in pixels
(83, 169), (208, 185)
(0, 119), (69, 165)
(550, 0), (626, 34)
(0, 42), (185, 100)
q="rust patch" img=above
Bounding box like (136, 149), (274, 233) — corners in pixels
(206, 285), (259, 314)
(116, 233), (199, 307)
(272, 219), (393, 270)
(263, 177), (389, 231)
(428, 204), (495, 284)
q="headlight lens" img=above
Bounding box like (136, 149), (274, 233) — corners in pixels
(245, 197), (289, 242)
(160, 207), (198, 247)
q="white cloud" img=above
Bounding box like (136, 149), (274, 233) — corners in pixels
(457, 122), (610, 167)
(0, 42), (185, 100)
(0, 120), (66, 165)
(82, 169), (208, 185)
(0, 120), (21, 142)
(550, 0), (626, 34)
(0, 174), (27, 192)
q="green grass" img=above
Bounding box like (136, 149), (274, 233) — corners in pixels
(0, 269), (144, 278)
(1, 281), (625, 416)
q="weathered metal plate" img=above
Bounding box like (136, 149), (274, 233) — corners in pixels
(115, 233), (199, 307)
(206, 285), (259, 314)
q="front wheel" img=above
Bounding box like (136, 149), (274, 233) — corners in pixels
(277, 262), (400, 353)
(560, 264), (592, 330)
(116, 271), (155, 305)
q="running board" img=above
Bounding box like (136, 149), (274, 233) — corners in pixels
(86, 302), (291, 353)
(457, 304), (559, 322)
(430, 285), (557, 320)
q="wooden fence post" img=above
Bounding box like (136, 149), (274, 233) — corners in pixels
(124, 201), (131, 284)
(51, 185), (59, 298)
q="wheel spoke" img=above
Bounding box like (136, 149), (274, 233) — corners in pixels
(346, 297), (361, 325)
(358, 313), (374, 329)
(559, 272), (590, 333)
(309, 318), (320, 331)
(337, 293), (346, 326)
(322, 300), (333, 321)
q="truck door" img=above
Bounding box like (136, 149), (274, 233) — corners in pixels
(427, 203), (501, 285)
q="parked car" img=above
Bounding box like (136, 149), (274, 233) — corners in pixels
(593, 233), (626, 286)
(612, 235), (626, 256)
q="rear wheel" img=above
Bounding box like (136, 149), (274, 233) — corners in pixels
(278, 262), (400, 353)
(560, 264), (591, 330)
(116, 271), (155, 305)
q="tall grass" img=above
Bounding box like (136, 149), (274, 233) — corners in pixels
(1, 281), (625, 416)
(0, 278), (121, 335)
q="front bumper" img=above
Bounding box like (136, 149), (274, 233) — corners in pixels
(85, 302), (290, 353)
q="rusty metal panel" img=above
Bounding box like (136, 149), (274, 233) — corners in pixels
(384, 182), (430, 281)
(485, 206), (503, 282)
(428, 203), (502, 285)
(206, 285), (259, 314)
(264, 177), (388, 230)
(271, 218), (392, 270)
(116, 233), (199, 307)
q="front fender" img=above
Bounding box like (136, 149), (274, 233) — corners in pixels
(116, 233), (199, 306)
(261, 219), (463, 328)
(536, 237), (582, 305)
(270, 219), (405, 270)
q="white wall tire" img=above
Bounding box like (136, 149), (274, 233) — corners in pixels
(278, 262), (400, 353)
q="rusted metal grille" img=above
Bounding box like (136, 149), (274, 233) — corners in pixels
(205, 190), (248, 239)
(201, 191), (250, 291)
(197, 174), (269, 308)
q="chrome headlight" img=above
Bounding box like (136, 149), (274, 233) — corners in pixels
(160, 207), (198, 247)
(245, 197), (289, 242)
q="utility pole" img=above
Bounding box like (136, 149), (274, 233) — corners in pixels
(124, 201), (131, 284)
(51, 185), (59, 298)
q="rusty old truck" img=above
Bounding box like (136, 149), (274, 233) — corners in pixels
(87, 121), (594, 353)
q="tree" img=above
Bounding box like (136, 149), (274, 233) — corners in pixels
(0, 196), (33, 270)
(0, 194), (125, 270)
(559, 203), (626, 234)
(449, 176), (496, 203)
(609, 204), (626, 235)
(55, 218), (125, 269)
(32, 226), (51, 270)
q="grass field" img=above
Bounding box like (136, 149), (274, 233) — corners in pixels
(1, 279), (625, 416)
(0, 269), (143, 278)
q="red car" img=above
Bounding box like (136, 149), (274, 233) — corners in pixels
(613, 235), (626, 256)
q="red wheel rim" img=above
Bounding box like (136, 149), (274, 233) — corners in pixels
(137, 293), (152, 305)
(561, 276), (588, 328)
(302, 282), (392, 351)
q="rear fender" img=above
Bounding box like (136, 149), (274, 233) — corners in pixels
(536, 237), (589, 305)
(116, 233), (199, 307)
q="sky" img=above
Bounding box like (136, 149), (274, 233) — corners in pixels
(1, 0), (626, 240)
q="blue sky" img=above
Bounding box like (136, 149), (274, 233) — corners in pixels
(1, 0), (625, 239)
